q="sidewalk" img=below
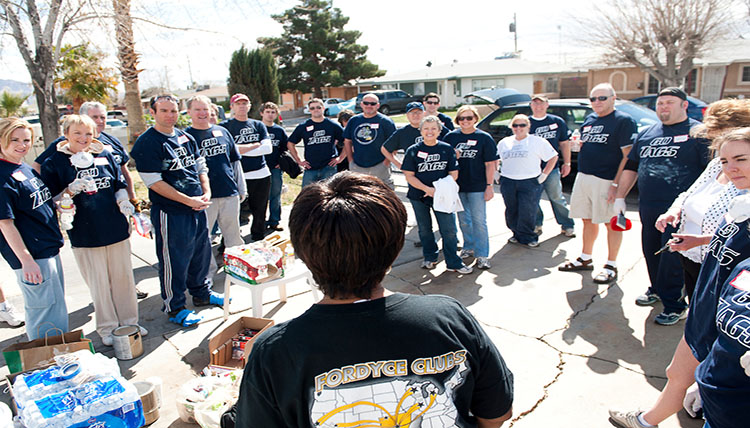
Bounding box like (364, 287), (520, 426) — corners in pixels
(0, 172), (701, 428)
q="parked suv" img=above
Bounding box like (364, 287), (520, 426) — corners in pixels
(354, 90), (422, 115)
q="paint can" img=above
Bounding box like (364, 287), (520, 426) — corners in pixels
(112, 325), (143, 360)
(133, 381), (160, 425)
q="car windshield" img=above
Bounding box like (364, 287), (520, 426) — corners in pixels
(614, 102), (659, 131)
(107, 120), (125, 127)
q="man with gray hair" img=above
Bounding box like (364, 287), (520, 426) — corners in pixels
(558, 83), (637, 285)
(342, 93), (397, 188)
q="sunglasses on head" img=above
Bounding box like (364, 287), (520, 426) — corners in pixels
(511, 123), (528, 128)
(362, 101), (378, 106)
(457, 116), (475, 122)
(589, 96), (610, 102)
(150, 95), (178, 109)
(424, 100), (439, 105)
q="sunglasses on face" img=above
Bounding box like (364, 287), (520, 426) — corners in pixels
(457, 116), (475, 122)
(362, 101), (378, 106)
(424, 100), (439, 105)
(309, 106), (322, 110)
(589, 96), (610, 102)
(511, 123), (528, 128)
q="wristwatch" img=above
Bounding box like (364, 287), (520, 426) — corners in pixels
(610, 182), (619, 187)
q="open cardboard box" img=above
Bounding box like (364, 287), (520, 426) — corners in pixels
(208, 316), (274, 370)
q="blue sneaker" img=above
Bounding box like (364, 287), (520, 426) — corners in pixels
(168, 309), (203, 327)
(654, 309), (688, 326)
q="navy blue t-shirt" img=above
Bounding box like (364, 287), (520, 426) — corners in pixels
(401, 141), (459, 201)
(628, 119), (709, 206)
(437, 112), (455, 131)
(578, 110), (637, 180)
(220, 118), (270, 173)
(383, 124), (449, 153)
(35, 131), (129, 167)
(265, 123), (288, 169)
(130, 127), (204, 214)
(288, 118), (343, 170)
(529, 114), (569, 153)
(444, 129), (499, 193)
(685, 216), (750, 428)
(343, 113), (396, 168)
(40, 149), (129, 248)
(0, 161), (63, 269)
(185, 125), (241, 198)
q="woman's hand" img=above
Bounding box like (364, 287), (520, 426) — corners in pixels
(423, 187), (435, 197)
(669, 234), (711, 252)
(656, 209), (681, 233)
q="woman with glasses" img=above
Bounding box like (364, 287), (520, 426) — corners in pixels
(444, 106), (498, 269)
(496, 114), (558, 247)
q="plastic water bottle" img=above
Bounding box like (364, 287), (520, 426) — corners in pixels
(570, 129), (581, 152)
(59, 193), (74, 231)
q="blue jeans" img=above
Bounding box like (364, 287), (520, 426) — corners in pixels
(267, 168), (282, 226)
(301, 165), (336, 188)
(535, 167), (574, 229)
(458, 192), (489, 257)
(500, 177), (543, 244)
(15, 254), (68, 340)
(411, 198), (463, 269)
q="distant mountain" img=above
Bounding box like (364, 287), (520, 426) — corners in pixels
(0, 79), (33, 96)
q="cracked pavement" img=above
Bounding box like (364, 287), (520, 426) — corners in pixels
(0, 172), (702, 427)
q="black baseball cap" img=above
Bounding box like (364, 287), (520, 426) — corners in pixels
(657, 87), (687, 101)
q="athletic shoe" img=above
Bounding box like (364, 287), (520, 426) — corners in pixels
(534, 226), (543, 236)
(562, 228), (576, 237)
(136, 288), (148, 299)
(477, 257), (491, 269)
(138, 325), (149, 336)
(459, 249), (474, 259)
(654, 309), (688, 326)
(193, 291), (228, 307)
(608, 410), (654, 427)
(420, 260), (436, 269)
(527, 241), (540, 248)
(0, 303), (24, 327)
(447, 265), (473, 274)
(507, 237), (518, 244)
(635, 291), (660, 306)
(102, 335), (114, 347)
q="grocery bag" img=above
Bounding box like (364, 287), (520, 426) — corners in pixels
(2, 327), (94, 374)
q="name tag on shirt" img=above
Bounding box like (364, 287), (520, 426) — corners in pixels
(103, 144), (114, 152)
(177, 134), (189, 144)
(94, 157), (109, 166)
(11, 171), (27, 182)
(730, 270), (750, 291)
(674, 135), (688, 143)
(550, 123), (558, 130)
(583, 126), (592, 133)
(417, 151), (428, 159)
(212, 129), (223, 137)
(306, 125), (314, 132)
(466, 140), (477, 146)
(370, 123), (379, 129)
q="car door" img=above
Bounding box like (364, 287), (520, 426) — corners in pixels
(480, 107), (530, 142)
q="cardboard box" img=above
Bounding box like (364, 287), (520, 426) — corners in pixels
(208, 317), (273, 369)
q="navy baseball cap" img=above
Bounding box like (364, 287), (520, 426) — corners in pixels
(406, 102), (424, 113)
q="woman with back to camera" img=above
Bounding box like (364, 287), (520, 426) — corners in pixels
(0, 118), (67, 339)
(609, 99), (750, 428)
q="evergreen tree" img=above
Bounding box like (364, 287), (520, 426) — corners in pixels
(258, 0), (384, 97)
(227, 47), (280, 118)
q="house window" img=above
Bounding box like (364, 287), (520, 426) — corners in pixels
(684, 69), (698, 93)
(742, 66), (750, 83)
(472, 78), (505, 91)
(545, 77), (558, 93)
(647, 75), (661, 94)
(424, 81), (438, 94)
(400, 83), (415, 94)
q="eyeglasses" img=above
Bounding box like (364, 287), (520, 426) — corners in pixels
(511, 123), (528, 128)
(457, 116), (475, 122)
(362, 101), (378, 106)
(589, 96), (610, 102)
(424, 100), (439, 105)
(309, 106), (322, 110)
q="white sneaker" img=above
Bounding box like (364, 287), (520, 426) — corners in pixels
(534, 226), (543, 236)
(562, 228), (576, 237)
(459, 249), (474, 259)
(102, 335), (114, 346)
(447, 265), (473, 274)
(138, 325), (148, 336)
(477, 257), (491, 269)
(420, 260), (436, 269)
(608, 410), (654, 427)
(0, 303), (24, 327)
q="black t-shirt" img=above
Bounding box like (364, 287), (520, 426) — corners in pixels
(265, 123), (288, 169)
(288, 118), (343, 170)
(40, 149), (129, 248)
(220, 118), (270, 173)
(185, 125), (241, 198)
(236, 293), (513, 428)
(437, 112), (455, 130)
(628, 119), (709, 206)
(343, 113), (396, 167)
(578, 110), (637, 180)
(0, 161), (63, 269)
(382, 124), (449, 153)
(444, 129), (499, 193)
(130, 127), (204, 214)
(401, 141), (459, 201)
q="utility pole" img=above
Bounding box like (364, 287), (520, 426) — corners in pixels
(509, 13), (518, 54)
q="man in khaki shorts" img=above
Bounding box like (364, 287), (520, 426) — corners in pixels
(559, 83), (637, 284)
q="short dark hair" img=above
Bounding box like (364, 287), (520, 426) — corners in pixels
(289, 172), (407, 299)
(423, 92), (440, 102)
(150, 94), (178, 110)
(337, 109), (354, 127)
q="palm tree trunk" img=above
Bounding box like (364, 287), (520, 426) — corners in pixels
(112, 0), (146, 146)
